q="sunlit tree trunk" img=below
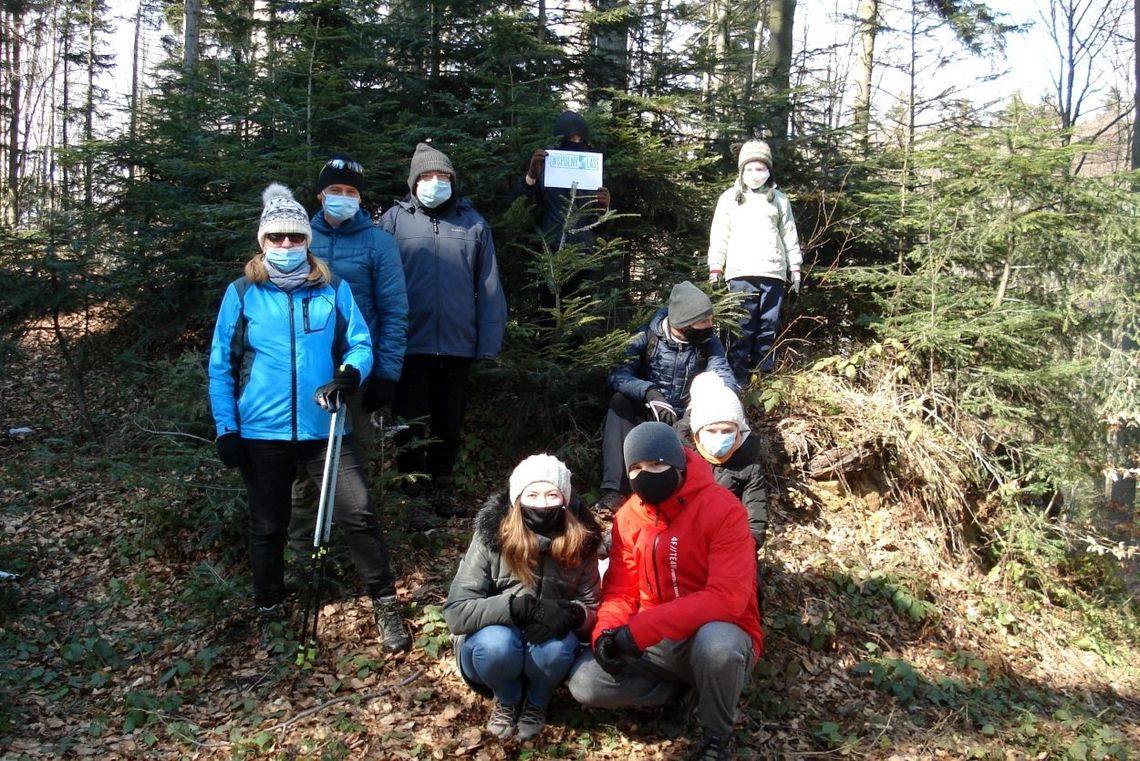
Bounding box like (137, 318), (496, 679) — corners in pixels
(853, 0), (878, 154)
(183, 0), (199, 73)
(764, 0), (794, 143)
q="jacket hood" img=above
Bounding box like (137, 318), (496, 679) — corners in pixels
(394, 195), (472, 215)
(474, 490), (601, 555)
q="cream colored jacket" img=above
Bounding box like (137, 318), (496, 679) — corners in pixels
(707, 182), (801, 282)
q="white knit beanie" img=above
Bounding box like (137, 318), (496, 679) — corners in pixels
(689, 372), (749, 434)
(509, 454), (572, 506)
(257, 183), (311, 248)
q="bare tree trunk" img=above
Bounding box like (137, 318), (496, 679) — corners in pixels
(129, 1), (142, 180)
(852, 0), (878, 154)
(84, 0), (95, 216)
(764, 0), (795, 143)
(2, 8), (22, 226)
(592, 0), (629, 93)
(183, 0), (200, 73)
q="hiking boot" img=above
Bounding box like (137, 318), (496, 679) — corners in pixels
(256, 603), (287, 653)
(689, 732), (732, 761)
(594, 489), (625, 518)
(514, 700), (548, 741)
(485, 698), (518, 740)
(371, 595), (412, 653)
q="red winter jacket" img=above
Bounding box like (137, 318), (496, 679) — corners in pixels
(593, 448), (763, 658)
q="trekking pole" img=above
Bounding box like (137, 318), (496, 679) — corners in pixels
(296, 400), (346, 666)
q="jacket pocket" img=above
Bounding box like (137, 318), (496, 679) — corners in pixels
(302, 295), (334, 333)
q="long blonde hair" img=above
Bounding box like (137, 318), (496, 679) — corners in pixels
(244, 251), (331, 285)
(499, 499), (592, 588)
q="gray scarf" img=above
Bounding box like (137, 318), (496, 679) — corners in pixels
(264, 258), (313, 292)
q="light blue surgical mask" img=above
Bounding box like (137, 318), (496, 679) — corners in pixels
(322, 193), (360, 222)
(265, 246), (308, 273)
(416, 178), (452, 209)
(699, 429), (737, 459)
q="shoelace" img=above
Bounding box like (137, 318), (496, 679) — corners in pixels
(518, 702), (545, 725)
(489, 701), (516, 725)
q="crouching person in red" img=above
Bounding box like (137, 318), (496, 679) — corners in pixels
(567, 422), (763, 761)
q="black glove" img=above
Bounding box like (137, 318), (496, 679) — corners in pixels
(216, 432), (242, 469)
(526, 149), (547, 181)
(314, 364), (361, 412)
(594, 628), (627, 676)
(362, 378), (397, 413)
(524, 599), (587, 643)
(645, 389), (677, 426)
(508, 593), (537, 628)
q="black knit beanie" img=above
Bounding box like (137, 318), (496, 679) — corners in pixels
(407, 143), (456, 191)
(623, 422), (687, 471)
(316, 154), (364, 194)
(668, 281), (714, 329)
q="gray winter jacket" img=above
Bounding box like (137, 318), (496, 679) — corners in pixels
(443, 491), (603, 696)
(378, 197), (507, 359)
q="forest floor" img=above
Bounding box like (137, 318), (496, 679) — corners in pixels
(1, 334), (1139, 760)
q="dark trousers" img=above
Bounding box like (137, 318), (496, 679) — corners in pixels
(727, 276), (786, 380)
(600, 392), (652, 494)
(241, 438), (395, 608)
(393, 354), (472, 483)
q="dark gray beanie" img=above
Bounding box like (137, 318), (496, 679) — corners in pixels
(623, 421), (686, 471)
(553, 111), (590, 142)
(668, 280), (714, 329)
(407, 143), (456, 191)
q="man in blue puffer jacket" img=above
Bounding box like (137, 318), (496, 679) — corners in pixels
(289, 154), (409, 565)
(595, 281), (737, 514)
(380, 143), (508, 529)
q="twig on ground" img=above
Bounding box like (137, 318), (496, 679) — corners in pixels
(132, 419), (214, 444)
(273, 669), (424, 736)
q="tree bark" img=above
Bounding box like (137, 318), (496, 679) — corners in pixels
(764, 0), (795, 143)
(853, 0), (878, 154)
(183, 0), (200, 73)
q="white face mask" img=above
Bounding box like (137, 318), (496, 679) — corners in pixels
(743, 166), (770, 190)
(416, 178), (452, 209)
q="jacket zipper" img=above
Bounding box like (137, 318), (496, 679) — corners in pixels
(289, 291), (298, 441)
(432, 214), (441, 355)
(650, 508), (665, 601)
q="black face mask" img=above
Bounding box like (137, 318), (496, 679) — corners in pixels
(680, 326), (714, 344)
(630, 467), (682, 506)
(521, 504), (566, 535)
(559, 139), (588, 151)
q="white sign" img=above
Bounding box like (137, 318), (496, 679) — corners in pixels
(544, 149), (604, 190)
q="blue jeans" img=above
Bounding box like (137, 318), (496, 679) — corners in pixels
(727, 276), (786, 379)
(459, 625), (579, 706)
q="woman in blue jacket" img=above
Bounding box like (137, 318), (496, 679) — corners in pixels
(208, 183), (410, 652)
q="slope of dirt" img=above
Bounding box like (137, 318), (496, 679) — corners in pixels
(1, 336), (1138, 760)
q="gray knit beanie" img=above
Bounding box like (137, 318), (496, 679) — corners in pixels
(668, 280), (714, 329)
(257, 183), (311, 247)
(407, 143), (456, 191)
(623, 421), (687, 471)
(738, 140), (773, 171)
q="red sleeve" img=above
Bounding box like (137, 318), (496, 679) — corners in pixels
(591, 520), (641, 645)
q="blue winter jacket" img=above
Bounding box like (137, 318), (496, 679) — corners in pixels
(378, 197), (507, 359)
(608, 308), (737, 410)
(310, 208), (408, 383)
(208, 276), (373, 440)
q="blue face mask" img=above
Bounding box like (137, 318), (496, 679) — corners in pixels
(416, 179), (452, 209)
(322, 193), (360, 222)
(699, 430), (737, 459)
(265, 246), (308, 273)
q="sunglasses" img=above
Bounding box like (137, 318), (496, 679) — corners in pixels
(266, 233), (308, 244)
